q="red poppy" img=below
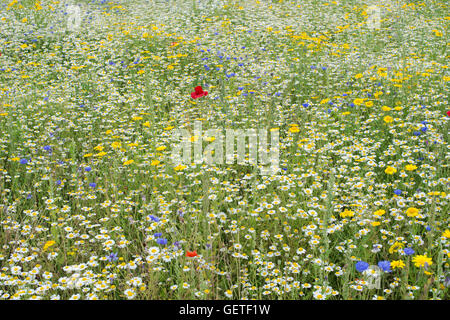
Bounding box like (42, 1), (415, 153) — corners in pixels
(191, 86), (208, 99)
(186, 250), (198, 257)
(447, 110), (450, 117)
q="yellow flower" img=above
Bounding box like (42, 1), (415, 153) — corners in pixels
(381, 106), (391, 111)
(405, 207), (419, 217)
(94, 145), (104, 151)
(385, 166), (397, 175)
(365, 101), (373, 107)
(43, 240), (56, 251)
(95, 152), (107, 157)
(83, 153), (93, 158)
(123, 160), (134, 166)
(174, 164), (187, 171)
(405, 164), (417, 171)
(143, 121), (151, 127)
(111, 141), (122, 149)
(156, 146), (167, 151)
(353, 98), (364, 106)
(442, 229), (450, 239)
(151, 160), (160, 166)
(391, 260), (405, 269)
(389, 241), (404, 254)
(373, 209), (385, 216)
(383, 116), (393, 123)
(340, 209), (354, 218)
(412, 254), (433, 268)
(354, 73), (363, 79)
(289, 126), (300, 133)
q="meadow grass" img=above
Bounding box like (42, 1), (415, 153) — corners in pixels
(0, 0), (448, 300)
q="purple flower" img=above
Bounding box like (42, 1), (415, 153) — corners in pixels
(356, 261), (369, 272)
(89, 182), (97, 188)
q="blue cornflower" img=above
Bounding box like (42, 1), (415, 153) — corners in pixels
(106, 252), (118, 262)
(84, 166), (92, 172)
(302, 103), (309, 108)
(43, 145), (52, 152)
(149, 215), (160, 222)
(394, 189), (402, 195)
(20, 158), (28, 165)
(356, 261), (369, 272)
(154, 232), (162, 238)
(425, 226), (431, 231)
(378, 260), (392, 273)
(404, 248), (415, 255)
(56, 180), (62, 186)
(156, 238), (168, 245)
(421, 126), (427, 133)
(89, 182), (97, 188)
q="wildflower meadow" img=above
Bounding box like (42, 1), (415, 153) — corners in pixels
(0, 0), (448, 301)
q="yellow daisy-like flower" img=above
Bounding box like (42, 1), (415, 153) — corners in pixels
(353, 98), (364, 105)
(412, 254), (433, 268)
(442, 229), (450, 239)
(174, 164), (187, 171)
(43, 240), (56, 251)
(405, 164), (417, 171)
(385, 166), (397, 175)
(373, 209), (385, 216)
(151, 160), (161, 166)
(391, 260), (405, 269)
(389, 241), (404, 254)
(340, 209), (354, 218)
(123, 160), (134, 166)
(405, 207), (419, 217)
(111, 141), (122, 149)
(383, 116), (393, 123)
